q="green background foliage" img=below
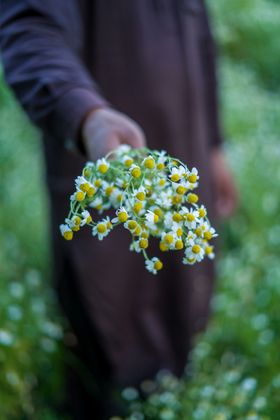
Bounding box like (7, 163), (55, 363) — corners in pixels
(0, 0), (280, 418)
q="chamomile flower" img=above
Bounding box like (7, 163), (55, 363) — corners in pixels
(161, 231), (175, 248)
(65, 215), (81, 231)
(96, 158), (110, 174)
(75, 176), (91, 192)
(70, 189), (86, 202)
(60, 224), (73, 240)
(92, 217), (112, 240)
(203, 226), (218, 240)
(102, 182), (115, 198)
(155, 150), (167, 170)
(145, 210), (159, 224)
(198, 205), (207, 218)
(184, 242), (205, 263)
(188, 167), (199, 184)
(183, 208), (199, 229)
(124, 219), (138, 232)
(130, 237), (149, 253)
(145, 257), (163, 275)
(130, 164), (142, 178)
(133, 186), (146, 201)
(80, 210), (92, 226)
(143, 155), (155, 169)
(112, 207), (129, 224)
(122, 154), (134, 168)
(169, 165), (187, 182)
(205, 245), (215, 259)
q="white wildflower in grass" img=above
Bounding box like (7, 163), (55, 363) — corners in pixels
(60, 146), (217, 274)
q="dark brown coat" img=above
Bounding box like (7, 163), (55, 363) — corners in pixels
(0, 0), (221, 408)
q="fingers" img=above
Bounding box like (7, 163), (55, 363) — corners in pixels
(120, 123), (146, 149)
(216, 176), (238, 218)
(81, 108), (146, 161)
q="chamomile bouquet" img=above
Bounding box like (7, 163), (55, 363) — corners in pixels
(60, 145), (217, 274)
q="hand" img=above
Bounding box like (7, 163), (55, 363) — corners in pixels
(81, 108), (146, 161)
(210, 148), (238, 218)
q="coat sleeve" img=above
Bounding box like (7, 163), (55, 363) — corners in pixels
(200, 1), (223, 147)
(0, 0), (108, 144)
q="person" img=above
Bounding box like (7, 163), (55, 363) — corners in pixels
(0, 0), (237, 418)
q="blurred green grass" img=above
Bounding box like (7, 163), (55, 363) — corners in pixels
(1, 0), (280, 418)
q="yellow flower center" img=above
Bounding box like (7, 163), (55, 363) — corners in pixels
(73, 216), (81, 226)
(164, 234), (174, 244)
(192, 245), (201, 254)
(97, 223), (107, 233)
(144, 157), (155, 169)
(171, 173), (180, 182)
(75, 191), (85, 202)
(188, 174), (197, 183)
(128, 220), (137, 230)
(187, 193), (199, 204)
(205, 246), (213, 255)
(87, 187), (95, 197)
(136, 191), (146, 201)
(160, 241), (169, 252)
(63, 231), (73, 240)
(133, 202), (143, 214)
(118, 211), (128, 223)
(80, 182), (90, 192)
(157, 163), (165, 170)
(153, 214), (159, 223)
(159, 179), (166, 186)
(195, 227), (202, 237)
(177, 228), (183, 237)
(141, 232), (149, 239)
(204, 231), (213, 240)
(175, 240), (184, 250)
(176, 185), (186, 195)
(172, 195), (182, 205)
(186, 214), (195, 222)
(172, 213), (183, 222)
(124, 158), (133, 167)
(199, 208), (206, 218)
(105, 186), (114, 196)
(154, 260), (163, 271)
(86, 216), (92, 224)
(117, 194), (123, 202)
(133, 225), (142, 236)
(83, 168), (92, 178)
(131, 167), (141, 178)
(139, 238), (148, 249)
(95, 179), (102, 187)
(154, 208), (163, 217)
(98, 163), (109, 174)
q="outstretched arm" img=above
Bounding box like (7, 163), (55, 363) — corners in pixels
(0, 0), (145, 158)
